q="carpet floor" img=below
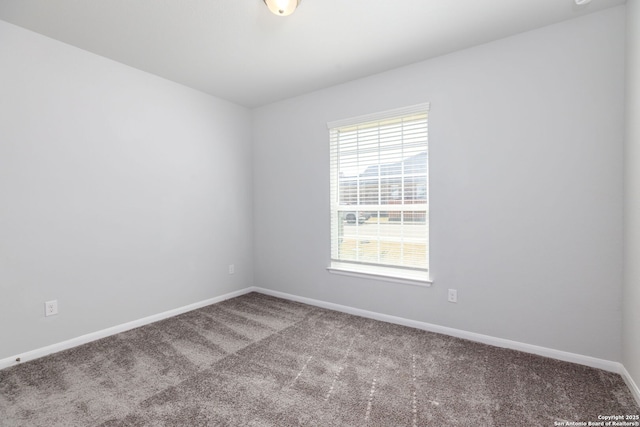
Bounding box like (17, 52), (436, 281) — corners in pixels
(0, 292), (638, 426)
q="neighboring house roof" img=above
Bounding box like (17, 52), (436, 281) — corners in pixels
(359, 151), (427, 178)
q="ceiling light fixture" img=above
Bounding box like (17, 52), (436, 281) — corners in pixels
(263, 0), (301, 16)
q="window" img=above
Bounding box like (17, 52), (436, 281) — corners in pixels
(328, 103), (430, 284)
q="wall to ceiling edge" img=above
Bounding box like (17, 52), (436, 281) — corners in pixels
(252, 6), (626, 362)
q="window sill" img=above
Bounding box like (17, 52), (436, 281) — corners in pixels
(327, 262), (433, 287)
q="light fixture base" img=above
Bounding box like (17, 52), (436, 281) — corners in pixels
(263, 0), (301, 16)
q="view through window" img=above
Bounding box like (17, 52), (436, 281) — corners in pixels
(329, 104), (429, 280)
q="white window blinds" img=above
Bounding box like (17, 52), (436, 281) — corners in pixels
(329, 103), (430, 281)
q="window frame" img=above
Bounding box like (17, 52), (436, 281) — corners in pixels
(327, 103), (432, 286)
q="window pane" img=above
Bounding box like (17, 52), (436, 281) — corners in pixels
(329, 105), (429, 275)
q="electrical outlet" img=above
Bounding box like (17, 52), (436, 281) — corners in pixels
(228, 264), (235, 274)
(447, 289), (458, 303)
(45, 300), (58, 316)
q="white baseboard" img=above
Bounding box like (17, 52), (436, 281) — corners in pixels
(0, 287), (253, 371)
(621, 365), (640, 407)
(255, 288), (640, 403)
(3, 284), (638, 407)
(252, 287), (623, 374)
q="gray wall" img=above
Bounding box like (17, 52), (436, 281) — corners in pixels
(0, 20), (253, 360)
(0, 6), (632, 369)
(252, 7), (626, 361)
(624, 0), (640, 390)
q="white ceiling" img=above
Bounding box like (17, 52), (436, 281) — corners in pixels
(0, 0), (625, 108)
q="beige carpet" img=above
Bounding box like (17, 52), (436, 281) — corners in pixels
(0, 292), (638, 426)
